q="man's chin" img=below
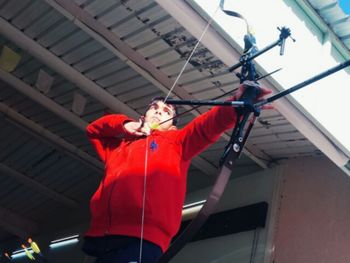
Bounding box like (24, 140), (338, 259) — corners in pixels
(149, 122), (160, 130)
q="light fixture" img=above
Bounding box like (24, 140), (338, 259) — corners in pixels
(0, 46), (21, 72)
(11, 248), (33, 259)
(182, 199), (206, 209)
(35, 69), (54, 94)
(72, 92), (87, 115)
(182, 200), (206, 220)
(49, 234), (79, 249)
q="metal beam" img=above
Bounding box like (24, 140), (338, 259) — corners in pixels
(0, 163), (78, 208)
(46, 0), (202, 102)
(0, 206), (38, 239)
(0, 16), (138, 119)
(261, 84), (350, 173)
(0, 102), (103, 173)
(155, 0), (242, 68)
(0, 68), (87, 130)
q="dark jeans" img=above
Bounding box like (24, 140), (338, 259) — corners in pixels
(82, 235), (163, 263)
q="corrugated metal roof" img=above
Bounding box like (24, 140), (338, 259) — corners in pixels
(308, 0), (350, 50)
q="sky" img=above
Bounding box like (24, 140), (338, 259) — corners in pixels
(339, 0), (350, 14)
(191, 0), (350, 157)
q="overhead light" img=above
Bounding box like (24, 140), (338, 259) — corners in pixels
(0, 46), (21, 72)
(182, 200), (206, 220)
(11, 247), (33, 259)
(72, 92), (87, 115)
(183, 199), (206, 209)
(35, 69), (54, 94)
(49, 234), (79, 249)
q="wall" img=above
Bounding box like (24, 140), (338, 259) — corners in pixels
(172, 167), (281, 263)
(271, 156), (350, 263)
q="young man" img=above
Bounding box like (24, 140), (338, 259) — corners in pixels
(82, 83), (271, 263)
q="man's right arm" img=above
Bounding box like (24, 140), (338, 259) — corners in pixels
(86, 114), (133, 162)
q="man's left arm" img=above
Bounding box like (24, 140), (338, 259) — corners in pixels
(177, 97), (238, 161)
(177, 83), (272, 161)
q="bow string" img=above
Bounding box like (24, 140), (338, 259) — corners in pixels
(138, 4), (221, 263)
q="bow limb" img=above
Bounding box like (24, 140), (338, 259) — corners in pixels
(219, 0), (251, 33)
(158, 165), (232, 262)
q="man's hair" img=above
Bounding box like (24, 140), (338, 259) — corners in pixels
(145, 96), (179, 125)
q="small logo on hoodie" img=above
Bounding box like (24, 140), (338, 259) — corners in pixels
(150, 140), (158, 152)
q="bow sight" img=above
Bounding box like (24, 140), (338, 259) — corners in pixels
(229, 26), (295, 82)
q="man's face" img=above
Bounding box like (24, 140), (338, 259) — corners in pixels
(144, 100), (176, 131)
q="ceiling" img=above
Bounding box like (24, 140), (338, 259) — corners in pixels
(0, 0), (327, 252)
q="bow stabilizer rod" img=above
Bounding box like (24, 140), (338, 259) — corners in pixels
(165, 99), (244, 107)
(255, 59), (350, 108)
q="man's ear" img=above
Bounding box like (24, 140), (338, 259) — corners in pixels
(169, 125), (177, 131)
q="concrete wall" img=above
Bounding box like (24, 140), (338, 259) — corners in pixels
(271, 156), (350, 263)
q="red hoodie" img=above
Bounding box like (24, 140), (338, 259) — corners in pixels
(85, 103), (237, 252)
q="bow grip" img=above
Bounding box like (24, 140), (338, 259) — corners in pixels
(237, 83), (261, 115)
